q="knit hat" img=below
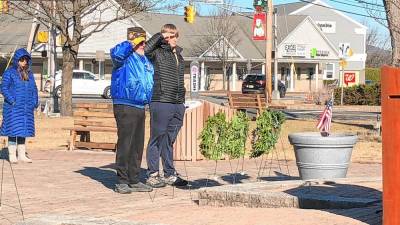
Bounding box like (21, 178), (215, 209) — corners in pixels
(127, 27), (146, 46)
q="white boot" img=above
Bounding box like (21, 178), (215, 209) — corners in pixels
(8, 145), (18, 164)
(17, 144), (32, 163)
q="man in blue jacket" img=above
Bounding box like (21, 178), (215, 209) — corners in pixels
(110, 27), (154, 194)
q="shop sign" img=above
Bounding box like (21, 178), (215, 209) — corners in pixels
(310, 48), (329, 58)
(190, 60), (200, 92)
(315, 21), (336, 33)
(338, 43), (353, 59)
(344, 72), (356, 86)
(283, 43), (306, 57)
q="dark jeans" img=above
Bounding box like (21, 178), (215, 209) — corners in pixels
(114, 104), (145, 184)
(146, 102), (185, 177)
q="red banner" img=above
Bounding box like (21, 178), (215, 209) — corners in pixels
(252, 13), (266, 41)
(344, 72), (356, 86)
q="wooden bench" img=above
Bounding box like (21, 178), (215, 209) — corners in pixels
(227, 92), (287, 115)
(67, 103), (117, 151)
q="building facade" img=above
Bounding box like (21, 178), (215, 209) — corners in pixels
(1, 0), (367, 94)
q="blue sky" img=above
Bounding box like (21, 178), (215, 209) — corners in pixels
(172, 0), (389, 41)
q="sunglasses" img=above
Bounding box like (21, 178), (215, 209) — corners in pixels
(137, 41), (146, 46)
(19, 57), (29, 62)
(165, 34), (178, 40)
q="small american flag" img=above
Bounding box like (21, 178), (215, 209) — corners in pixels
(317, 99), (333, 135)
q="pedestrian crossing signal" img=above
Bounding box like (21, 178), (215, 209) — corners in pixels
(184, 5), (195, 24)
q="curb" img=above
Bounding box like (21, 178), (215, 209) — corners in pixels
(198, 177), (382, 209)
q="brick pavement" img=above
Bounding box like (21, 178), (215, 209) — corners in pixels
(0, 150), (382, 225)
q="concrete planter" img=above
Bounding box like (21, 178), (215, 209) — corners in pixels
(288, 132), (358, 180)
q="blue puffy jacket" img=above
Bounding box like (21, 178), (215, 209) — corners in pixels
(1, 48), (39, 137)
(110, 41), (154, 108)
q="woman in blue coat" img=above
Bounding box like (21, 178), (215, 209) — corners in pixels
(1, 48), (38, 163)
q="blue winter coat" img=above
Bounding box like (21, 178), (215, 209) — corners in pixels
(0, 48), (39, 137)
(110, 41), (154, 108)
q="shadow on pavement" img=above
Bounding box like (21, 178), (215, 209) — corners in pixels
(257, 171), (299, 181)
(284, 182), (382, 225)
(334, 120), (375, 130)
(74, 164), (148, 190)
(181, 178), (223, 190)
(220, 173), (251, 184)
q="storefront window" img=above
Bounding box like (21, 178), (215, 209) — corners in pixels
(324, 63), (334, 80)
(84, 63), (93, 72)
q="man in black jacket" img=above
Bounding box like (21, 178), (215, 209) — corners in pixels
(145, 24), (188, 187)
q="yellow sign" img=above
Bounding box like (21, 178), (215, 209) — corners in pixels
(37, 31), (49, 43)
(339, 60), (347, 68)
(347, 48), (353, 57)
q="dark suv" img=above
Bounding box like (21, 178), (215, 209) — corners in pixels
(241, 74), (286, 98)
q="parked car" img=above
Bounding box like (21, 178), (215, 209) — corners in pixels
(242, 74), (286, 98)
(49, 70), (111, 99)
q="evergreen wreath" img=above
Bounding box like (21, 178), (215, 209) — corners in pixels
(199, 112), (228, 160)
(250, 110), (286, 158)
(224, 111), (250, 159)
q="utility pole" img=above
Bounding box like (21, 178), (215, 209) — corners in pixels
(49, 0), (58, 113)
(272, 8), (280, 99)
(265, 0), (273, 102)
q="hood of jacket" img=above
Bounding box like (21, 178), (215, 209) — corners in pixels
(12, 48), (32, 69)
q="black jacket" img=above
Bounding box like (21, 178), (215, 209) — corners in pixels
(145, 33), (185, 104)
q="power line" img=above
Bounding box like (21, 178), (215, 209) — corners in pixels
(353, 0), (385, 7)
(298, 0), (386, 20)
(326, 0), (386, 12)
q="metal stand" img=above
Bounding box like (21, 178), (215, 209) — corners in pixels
(0, 139), (25, 223)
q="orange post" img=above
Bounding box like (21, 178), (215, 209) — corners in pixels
(381, 66), (400, 225)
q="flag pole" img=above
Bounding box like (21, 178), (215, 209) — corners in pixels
(5, 45), (18, 70)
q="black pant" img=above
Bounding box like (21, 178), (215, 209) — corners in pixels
(114, 104), (145, 184)
(146, 102), (185, 177)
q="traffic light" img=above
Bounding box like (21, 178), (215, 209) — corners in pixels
(253, 0), (267, 8)
(184, 5), (195, 24)
(0, 0), (9, 14)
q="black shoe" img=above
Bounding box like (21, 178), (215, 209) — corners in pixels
(115, 184), (132, 194)
(164, 174), (188, 187)
(129, 182), (153, 192)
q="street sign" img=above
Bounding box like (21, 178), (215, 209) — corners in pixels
(339, 59), (347, 68)
(252, 13), (266, 41)
(190, 60), (200, 93)
(96, 50), (105, 62)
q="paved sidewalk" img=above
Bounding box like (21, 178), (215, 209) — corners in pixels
(0, 150), (382, 225)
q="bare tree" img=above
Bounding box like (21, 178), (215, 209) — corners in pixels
(383, 1), (400, 66)
(9, 0), (174, 116)
(366, 23), (391, 67)
(364, 0), (400, 66)
(192, 4), (240, 91)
